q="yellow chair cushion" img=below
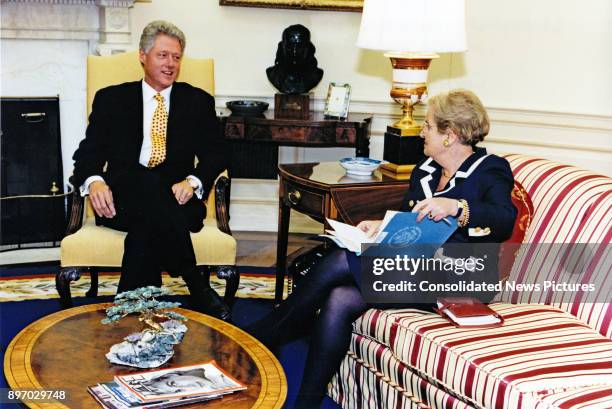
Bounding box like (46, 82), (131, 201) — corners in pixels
(61, 219), (236, 268)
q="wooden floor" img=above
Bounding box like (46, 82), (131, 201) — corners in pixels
(234, 231), (320, 268)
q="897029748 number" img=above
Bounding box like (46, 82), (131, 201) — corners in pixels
(1, 388), (68, 403)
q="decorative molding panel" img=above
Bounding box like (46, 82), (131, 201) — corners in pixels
(0, 0), (135, 54)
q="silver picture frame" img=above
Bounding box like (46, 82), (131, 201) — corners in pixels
(324, 82), (351, 119)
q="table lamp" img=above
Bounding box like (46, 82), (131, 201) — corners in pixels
(357, 0), (466, 174)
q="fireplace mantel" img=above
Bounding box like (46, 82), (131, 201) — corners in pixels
(1, 0), (140, 55)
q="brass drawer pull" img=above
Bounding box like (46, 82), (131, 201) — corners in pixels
(21, 112), (46, 123)
(287, 189), (301, 205)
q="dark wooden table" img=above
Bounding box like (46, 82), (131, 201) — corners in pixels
(222, 113), (372, 179)
(275, 162), (410, 304)
(4, 304), (286, 409)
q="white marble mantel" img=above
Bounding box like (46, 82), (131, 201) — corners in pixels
(1, 0), (137, 55)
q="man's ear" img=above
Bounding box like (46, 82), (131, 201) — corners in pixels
(139, 49), (146, 65)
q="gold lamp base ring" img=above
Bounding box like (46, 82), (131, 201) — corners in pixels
(385, 53), (438, 136)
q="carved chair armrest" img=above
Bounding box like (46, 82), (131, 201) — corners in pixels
(65, 185), (85, 235)
(214, 175), (232, 235)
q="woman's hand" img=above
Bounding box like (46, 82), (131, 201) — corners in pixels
(412, 198), (459, 222)
(356, 219), (383, 238)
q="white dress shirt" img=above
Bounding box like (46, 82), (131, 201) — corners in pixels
(80, 80), (203, 198)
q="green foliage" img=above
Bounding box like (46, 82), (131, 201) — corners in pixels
(102, 286), (187, 326)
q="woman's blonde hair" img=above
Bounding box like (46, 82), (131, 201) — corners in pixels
(428, 89), (489, 146)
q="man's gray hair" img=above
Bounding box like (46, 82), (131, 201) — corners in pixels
(139, 20), (186, 53)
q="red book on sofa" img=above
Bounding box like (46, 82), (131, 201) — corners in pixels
(436, 297), (504, 327)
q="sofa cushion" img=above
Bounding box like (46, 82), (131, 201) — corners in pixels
(502, 155), (611, 339)
(333, 334), (612, 409)
(352, 303), (612, 409)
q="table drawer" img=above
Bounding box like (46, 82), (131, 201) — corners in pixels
(283, 182), (324, 217)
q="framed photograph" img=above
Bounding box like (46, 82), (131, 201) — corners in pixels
(324, 83), (351, 119)
(219, 0), (363, 12)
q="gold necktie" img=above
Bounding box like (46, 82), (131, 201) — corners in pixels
(148, 92), (167, 168)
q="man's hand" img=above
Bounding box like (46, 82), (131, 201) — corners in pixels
(89, 181), (116, 218)
(172, 180), (194, 205)
(412, 197), (459, 222)
(356, 219), (383, 239)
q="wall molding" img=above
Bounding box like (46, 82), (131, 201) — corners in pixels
(485, 136), (612, 154)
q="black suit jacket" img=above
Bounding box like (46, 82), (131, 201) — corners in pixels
(72, 81), (228, 197)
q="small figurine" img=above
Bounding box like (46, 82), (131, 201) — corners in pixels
(266, 24), (324, 95)
(103, 286), (188, 368)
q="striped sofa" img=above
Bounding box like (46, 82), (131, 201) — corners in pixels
(329, 155), (612, 409)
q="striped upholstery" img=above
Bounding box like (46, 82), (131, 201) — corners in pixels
(330, 335), (473, 409)
(330, 155), (612, 408)
(331, 304), (612, 409)
(499, 155), (612, 338)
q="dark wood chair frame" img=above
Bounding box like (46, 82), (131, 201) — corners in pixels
(55, 176), (240, 309)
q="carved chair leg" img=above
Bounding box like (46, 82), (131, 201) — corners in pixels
(55, 267), (83, 309)
(86, 267), (100, 298)
(215, 265), (239, 308)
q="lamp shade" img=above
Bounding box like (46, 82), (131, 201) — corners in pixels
(357, 0), (467, 54)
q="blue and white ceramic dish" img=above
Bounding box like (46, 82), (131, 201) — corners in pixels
(339, 157), (385, 176)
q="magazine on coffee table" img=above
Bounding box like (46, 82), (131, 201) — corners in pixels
(89, 360), (246, 408)
(88, 383), (221, 409)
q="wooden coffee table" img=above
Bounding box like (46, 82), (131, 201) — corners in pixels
(4, 304), (287, 408)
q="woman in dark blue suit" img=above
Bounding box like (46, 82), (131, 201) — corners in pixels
(247, 89), (517, 409)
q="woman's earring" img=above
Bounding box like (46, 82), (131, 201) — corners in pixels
(443, 139), (450, 147)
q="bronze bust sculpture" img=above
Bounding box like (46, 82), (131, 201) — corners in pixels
(266, 24), (323, 95)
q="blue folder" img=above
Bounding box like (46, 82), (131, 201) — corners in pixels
(363, 212), (458, 258)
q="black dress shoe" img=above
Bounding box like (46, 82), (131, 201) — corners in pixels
(190, 287), (232, 322)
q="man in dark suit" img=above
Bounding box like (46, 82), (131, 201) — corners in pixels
(72, 20), (230, 321)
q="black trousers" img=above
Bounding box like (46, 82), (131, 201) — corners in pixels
(97, 167), (205, 292)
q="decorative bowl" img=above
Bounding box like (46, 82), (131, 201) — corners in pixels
(339, 157), (385, 176)
(226, 100), (269, 117)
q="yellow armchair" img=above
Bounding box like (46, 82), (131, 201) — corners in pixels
(56, 52), (238, 308)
